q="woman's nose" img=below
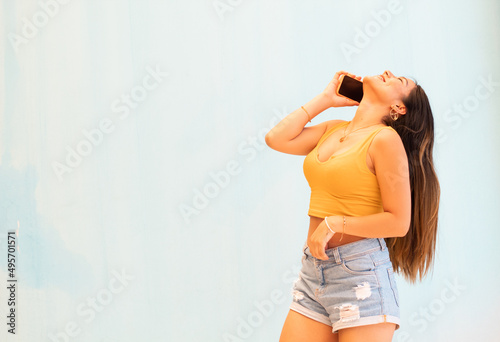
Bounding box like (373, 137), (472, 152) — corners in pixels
(384, 70), (395, 78)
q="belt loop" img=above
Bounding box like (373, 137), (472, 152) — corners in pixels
(377, 238), (386, 250)
(333, 248), (341, 264)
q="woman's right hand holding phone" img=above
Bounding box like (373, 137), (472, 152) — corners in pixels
(322, 70), (362, 108)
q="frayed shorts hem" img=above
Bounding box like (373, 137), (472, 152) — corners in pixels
(290, 301), (400, 334)
(331, 314), (400, 333)
(290, 301), (331, 326)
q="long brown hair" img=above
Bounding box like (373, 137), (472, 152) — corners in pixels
(383, 84), (440, 283)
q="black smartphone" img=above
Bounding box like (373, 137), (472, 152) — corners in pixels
(336, 74), (364, 103)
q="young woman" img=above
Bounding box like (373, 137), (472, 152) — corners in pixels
(265, 70), (440, 342)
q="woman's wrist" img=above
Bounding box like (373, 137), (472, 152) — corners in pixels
(324, 216), (336, 234)
(317, 92), (334, 109)
(302, 93), (332, 121)
(325, 216), (346, 241)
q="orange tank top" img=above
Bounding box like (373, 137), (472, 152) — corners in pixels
(303, 121), (396, 218)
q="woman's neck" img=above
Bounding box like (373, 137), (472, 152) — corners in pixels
(350, 100), (389, 129)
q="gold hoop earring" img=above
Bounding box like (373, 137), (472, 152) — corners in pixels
(389, 108), (399, 121)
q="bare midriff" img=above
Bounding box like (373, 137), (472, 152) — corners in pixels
(308, 215), (366, 248)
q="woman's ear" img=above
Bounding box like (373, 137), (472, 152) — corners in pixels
(392, 104), (407, 115)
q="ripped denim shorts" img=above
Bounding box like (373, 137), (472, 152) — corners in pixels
(289, 237), (400, 333)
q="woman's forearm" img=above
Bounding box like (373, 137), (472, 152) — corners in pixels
(265, 93), (331, 143)
(326, 212), (410, 239)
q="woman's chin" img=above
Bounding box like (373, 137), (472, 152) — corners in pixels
(361, 75), (381, 93)
(363, 75), (379, 85)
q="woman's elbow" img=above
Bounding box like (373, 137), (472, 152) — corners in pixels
(397, 222), (411, 237)
(264, 133), (273, 147)
(265, 132), (282, 150)
(389, 211), (411, 237)
(396, 214), (411, 237)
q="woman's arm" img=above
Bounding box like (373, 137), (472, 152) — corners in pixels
(307, 128), (412, 260)
(265, 93), (333, 155)
(265, 71), (361, 155)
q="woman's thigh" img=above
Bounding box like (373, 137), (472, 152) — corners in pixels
(279, 310), (338, 342)
(338, 322), (396, 342)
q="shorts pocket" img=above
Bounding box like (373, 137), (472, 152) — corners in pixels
(341, 254), (376, 275)
(387, 268), (399, 307)
(369, 249), (391, 266)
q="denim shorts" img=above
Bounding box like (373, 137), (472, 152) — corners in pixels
(289, 237), (400, 333)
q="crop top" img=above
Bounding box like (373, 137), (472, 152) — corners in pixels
(303, 121), (396, 219)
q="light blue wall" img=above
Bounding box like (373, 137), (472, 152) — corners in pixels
(1, 0), (499, 341)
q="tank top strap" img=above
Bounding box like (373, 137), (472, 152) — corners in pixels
(356, 125), (396, 153)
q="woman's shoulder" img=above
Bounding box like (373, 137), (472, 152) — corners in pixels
(369, 125), (405, 156)
(373, 125), (399, 141)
